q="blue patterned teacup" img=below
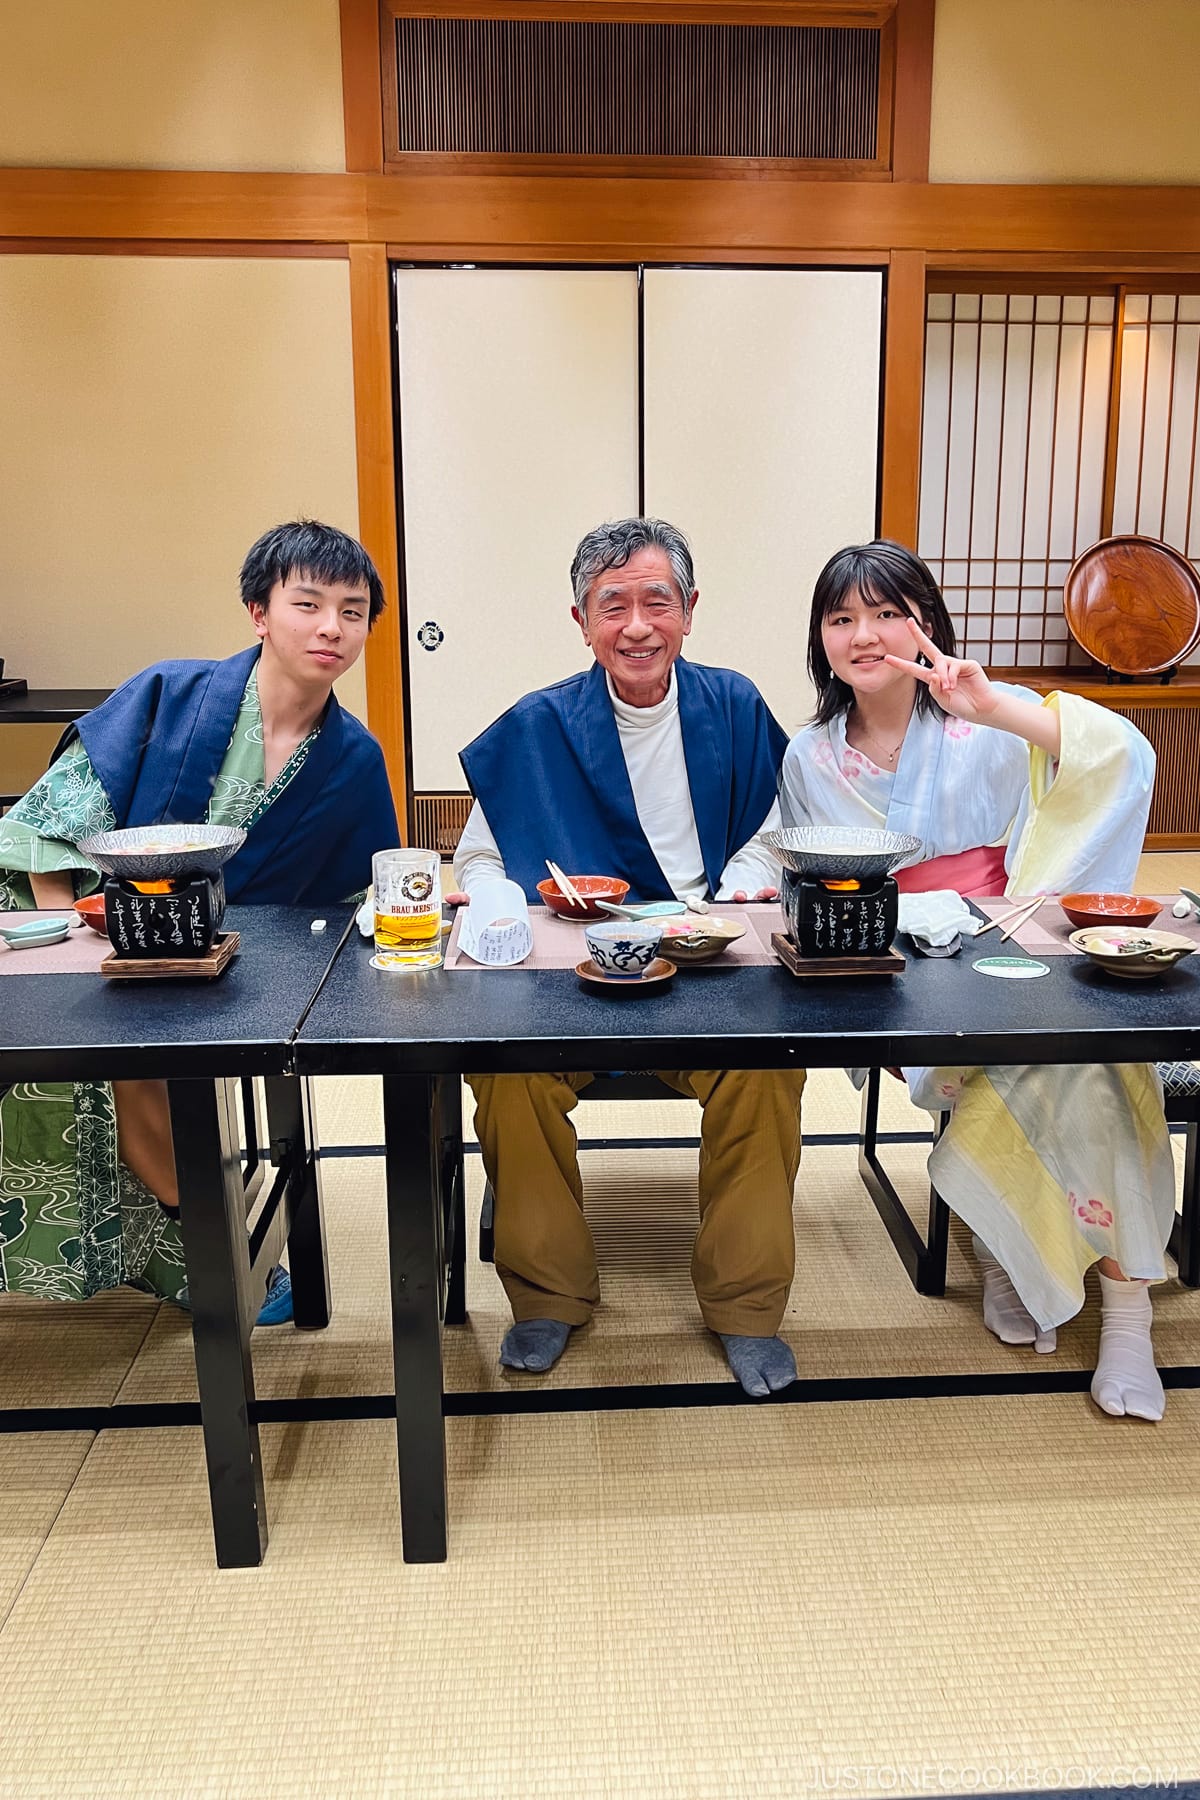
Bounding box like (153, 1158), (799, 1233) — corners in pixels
(584, 918), (664, 979)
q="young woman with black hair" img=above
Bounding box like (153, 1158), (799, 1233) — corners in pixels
(780, 541), (1174, 1420)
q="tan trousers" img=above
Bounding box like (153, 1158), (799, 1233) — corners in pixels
(467, 1069), (806, 1336)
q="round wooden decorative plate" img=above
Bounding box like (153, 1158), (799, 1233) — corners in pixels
(1063, 536), (1200, 676)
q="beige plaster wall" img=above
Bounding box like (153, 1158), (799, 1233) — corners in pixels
(930, 0), (1200, 185)
(0, 0), (345, 173)
(0, 256), (368, 780)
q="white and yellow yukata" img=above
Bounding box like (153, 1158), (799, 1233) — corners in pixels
(780, 686), (1175, 1331)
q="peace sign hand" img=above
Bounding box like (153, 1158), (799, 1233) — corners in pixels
(884, 616), (1001, 725)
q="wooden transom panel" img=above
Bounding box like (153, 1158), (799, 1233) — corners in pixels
(1063, 536), (1200, 676)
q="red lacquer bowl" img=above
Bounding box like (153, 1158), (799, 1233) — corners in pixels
(73, 894), (109, 935)
(536, 875), (630, 919)
(1059, 892), (1163, 930)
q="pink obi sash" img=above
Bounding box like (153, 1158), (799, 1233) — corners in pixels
(892, 845), (1008, 899)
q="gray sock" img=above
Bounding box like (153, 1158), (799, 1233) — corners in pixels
(718, 1333), (797, 1398)
(500, 1318), (571, 1373)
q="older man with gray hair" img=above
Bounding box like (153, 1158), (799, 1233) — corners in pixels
(453, 517), (806, 1395)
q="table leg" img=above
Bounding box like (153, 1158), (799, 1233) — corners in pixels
(857, 1068), (949, 1296)
(265, 1074), (332, 1330)
(167, 1076), (268, 1568)
(442, 1077), (468, 1328)
(382, 1072), (448, 1563)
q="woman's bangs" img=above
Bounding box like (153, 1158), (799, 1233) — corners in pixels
(814, 567), (856, 623)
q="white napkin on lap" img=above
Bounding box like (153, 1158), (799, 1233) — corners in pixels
(897, 889), (981, 949)
(458, 879), (533, 967)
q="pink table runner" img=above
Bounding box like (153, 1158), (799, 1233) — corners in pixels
(444, 904), (786, 971)
(0, 911), (113, 976)
(974, 896), (1200, 956)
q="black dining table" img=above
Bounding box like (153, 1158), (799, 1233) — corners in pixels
(294, 915), (1200, 1564)
(0, 903), (351, 1568)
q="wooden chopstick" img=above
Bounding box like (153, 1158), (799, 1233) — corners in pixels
(545, 859), (586, 910)
(977, 894), (1044, 938)
(999, 894), (1047, 943)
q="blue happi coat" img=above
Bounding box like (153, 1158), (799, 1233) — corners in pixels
(460, 658), (787, 902)
(77, 645), (399, 904)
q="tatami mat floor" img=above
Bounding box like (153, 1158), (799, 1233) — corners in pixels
(1, 852), (1198, 1795)
(4, 1399), (1200, 1798)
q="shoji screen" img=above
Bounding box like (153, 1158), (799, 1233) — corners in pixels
(1112, 293), (1200, 665)
(642, 268), (883, 734)
(1113, 294), (1200, 649)
(396, 269), (639, 793)
(918, 292), (1115, 670)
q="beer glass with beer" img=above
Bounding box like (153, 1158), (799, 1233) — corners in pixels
(372, 848), (443, 969)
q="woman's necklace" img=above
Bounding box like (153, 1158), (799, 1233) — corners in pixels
(851, 715), (906, 766)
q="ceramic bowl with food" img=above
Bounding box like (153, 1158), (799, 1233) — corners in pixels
(763, 826), (922, 881)
(583, 918), (664, 978)
(1059, 892), (1163, 930)
(658, 915), (747, 965)
(79, 823), (246, 882)
(1068, 926), (1197, 979)
(73, 894), (110, 935)
(536, 875), (630, 920)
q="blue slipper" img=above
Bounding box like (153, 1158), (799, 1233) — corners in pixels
(165, 1264), (293, 1324)
(256, 1265), (293, 1326)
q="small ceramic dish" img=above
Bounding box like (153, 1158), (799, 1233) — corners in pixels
(536, 875), (630, 920)
(575, 956), (675, 989)
(1068, 926), (1197, 979)
(73, 894), (109, 935)
(0, 917), (72, 949)
(1059, 892), (1163, 930)
(658, 915), (748, 965)
(594, 898), (688, 921)
(583, 918), (664, 977)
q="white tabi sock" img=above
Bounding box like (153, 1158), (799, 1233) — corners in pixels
(1092, 1274), (1164, 1421)
(972, 1235), (1057, 1353)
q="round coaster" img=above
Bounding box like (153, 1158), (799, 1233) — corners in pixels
(575, 956), (676, 988)
(370, 950), (443, 971)
(975, 956), (1050, 979)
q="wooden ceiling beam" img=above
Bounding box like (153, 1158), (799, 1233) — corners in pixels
(3, 168), (1200, 261)
(362, 174), (1200, 257)
(0, 169), (369, 242)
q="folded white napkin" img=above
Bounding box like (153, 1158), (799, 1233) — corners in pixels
(897, 889), (981, 949)
(457, 878), (533, 967)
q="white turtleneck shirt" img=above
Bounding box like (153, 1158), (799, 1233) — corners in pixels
(453, 669), (781, 900)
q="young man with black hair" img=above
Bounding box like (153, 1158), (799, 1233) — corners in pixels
(0, 521), (399, 1321)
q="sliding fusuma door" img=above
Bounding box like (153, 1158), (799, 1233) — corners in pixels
(642, 268), (883, 732)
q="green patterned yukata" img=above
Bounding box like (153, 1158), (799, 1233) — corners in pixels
(0, 668), (318, 1303)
